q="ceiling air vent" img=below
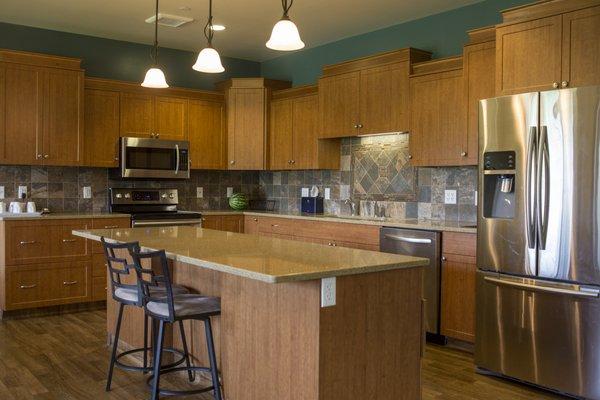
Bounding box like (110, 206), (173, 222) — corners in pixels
(145, 13), (194, 28)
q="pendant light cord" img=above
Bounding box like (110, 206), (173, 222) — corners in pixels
(204, 0), (215, 47)
(152, 0), (159, 65)
(281, 0), (293, 17)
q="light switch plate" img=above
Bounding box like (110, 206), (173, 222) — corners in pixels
(0, 186), (4, 199)
(83, 186), (92, 199)
(324, 188), (331, 200)
(445, 190), (457, 205)
(474, 190), (478, 206)
(18, 185), (27, 199)
(321, 277), (336, 307)
(226, 187), (233, 198)
(301, 187), (309, 197)
(196, 187), (203, 198)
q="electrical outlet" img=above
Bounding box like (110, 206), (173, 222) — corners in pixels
(321, 277), (336, 307)
(324, 187), (331, 200)
(0, 186), (4, 199)
(301, 187), (309, 197)
(83, 186), (92, 199)
(18, 185), (27, 199)
(445, 190), (457, 205)
(226, 187), (233, 198)
(196, 187), (204, 198)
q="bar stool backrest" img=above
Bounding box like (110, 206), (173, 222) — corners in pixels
(130, 249), (177, 322)
(101, 237), (142, 305)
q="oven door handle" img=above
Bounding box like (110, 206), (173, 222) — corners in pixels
(132, 219), (201, 227)
(175, 144), (180, 175)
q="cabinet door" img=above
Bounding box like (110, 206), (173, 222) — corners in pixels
(42, 68), (83, 166)
(409, 70), (466, 166)
(562, 5), (600, 88)
(1, 64), (43, 164)
(155, 96), (188, 140)
(359, 62), (410, 135)
(228, 88), (266, 170)
(202, 215), (222, 230)
(120, 92), (154, 137)
(292, 95), (319, 170)
(269, 98), (293, 170)
(441, 253), (476, 343)
(318, 72), (360, 138)
(84, 89), (120, 167)
(496, 15), (563, 95)
(244, 215), (260, 234)
(463, 41), (495, 165)
(189, 100), (226, 169)
(221, 215), (244, 233)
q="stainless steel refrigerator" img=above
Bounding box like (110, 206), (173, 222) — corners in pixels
(476, 85), (600, 400)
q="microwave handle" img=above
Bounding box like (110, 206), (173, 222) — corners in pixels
(175, 144), (180, 175)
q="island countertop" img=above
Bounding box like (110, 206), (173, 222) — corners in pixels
(73, 226), (428, 283)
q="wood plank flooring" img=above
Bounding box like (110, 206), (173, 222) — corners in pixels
(0, 310), (567, 399)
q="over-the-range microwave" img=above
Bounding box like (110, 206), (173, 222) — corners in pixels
(120, 137), (190, 179)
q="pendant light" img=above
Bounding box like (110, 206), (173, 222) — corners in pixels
(266, 0), (305, 51)
(193, 0), (225, 73)
(142, 0), (169, 88)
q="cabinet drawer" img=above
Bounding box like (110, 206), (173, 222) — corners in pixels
(91, 217), (131, 254)
(92, 276), (107, 301)
(296, 221), (380, 247)
(50, 223), (89, 258)
(442, 232), (476, 256)
(6, 225), (51, 263)
(258, 217), (296, 236)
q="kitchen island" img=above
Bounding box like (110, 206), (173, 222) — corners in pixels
(73, 226), (428, 400)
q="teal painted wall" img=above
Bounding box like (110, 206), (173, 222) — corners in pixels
(0, 22), (260, 90)
(260, 0), (532, 86)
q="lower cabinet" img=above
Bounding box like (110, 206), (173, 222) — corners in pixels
(201, 214), (244, 233)
(440, 232), (477, 343)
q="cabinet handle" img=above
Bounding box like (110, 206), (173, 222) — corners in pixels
(442, 256), (447, 261)
(63, 281), (78, 286)
(461, 151), (467, 157)
(230, 160), (235, 165)
(19, 240), (36, 245)
(156, 133), (160, 138)
(44, 154), (49, 159)
(62, 239), (77, 243)
(19, 284), (37, 289)
(553, 82), (559, 89)
(272, 224), (279, 227)
(253, 218), (258, 221)
(291, 160), (295, 164)
(104, 225), (119, 229)
(36, 154), (43, 159)
(408, 155), (413, 159)
(561, 81), (569, 88)
(357, 124), (363, 128)
(328, 242), (337, 247)
(114, 157), (119, 161)
(353, 124), (359, 129)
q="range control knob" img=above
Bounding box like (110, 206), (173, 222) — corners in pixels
(161, 193), (168, 199)
(115, 193), (123, 199)
(168, 193), (175, 199)
(124, 193), (131, 199)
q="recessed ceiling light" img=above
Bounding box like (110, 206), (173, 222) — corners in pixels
(211, 24), (226, 31)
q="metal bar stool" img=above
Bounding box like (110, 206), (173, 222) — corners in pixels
(101, 238), (193, 391)
(130, 249), (223, 400)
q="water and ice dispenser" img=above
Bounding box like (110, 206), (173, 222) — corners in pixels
(482, 151), (516, 219)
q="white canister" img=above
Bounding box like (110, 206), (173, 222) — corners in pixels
(26, 201), (36, 213)
(9, 202), (24, 213)
(0, 202), (5, 213)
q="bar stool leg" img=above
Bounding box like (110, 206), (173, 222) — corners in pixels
(143, 315), (149, 373)
(178, 320), (195, 382)
(151, 320), (166, 400)
(204, 318), (222, 400)
(106, 303), (124, 391)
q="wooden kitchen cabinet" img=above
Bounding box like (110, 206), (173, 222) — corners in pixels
(441, 232), (477, 343)
(154, 96), (188, 140)
(270, 86), (340, 170)
(201, 214), (244, 233)
(318, 48), (431, 138)
(189, 99), (226, 169)
(121, 93), (188, 140)
(409, 57), (466, 166)
(244, 215), (260, 234)
(496, 1), (600, 95)
(120, 92), (154, 137)
(84, 89), (120, 167)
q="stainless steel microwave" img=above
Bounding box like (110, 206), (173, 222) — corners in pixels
(120, 137), (190, 179)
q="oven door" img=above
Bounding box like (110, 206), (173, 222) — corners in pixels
(121, 137), (190, 179)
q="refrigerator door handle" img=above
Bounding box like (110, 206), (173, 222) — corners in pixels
(484, 276), (600, 298)
(526, 126), (538, 249)
(537, 126), (550, 250)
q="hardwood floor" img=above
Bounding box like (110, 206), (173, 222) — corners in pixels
(0, 310), (567, 399)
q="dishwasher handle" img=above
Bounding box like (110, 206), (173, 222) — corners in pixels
(383, 234), (432, 245)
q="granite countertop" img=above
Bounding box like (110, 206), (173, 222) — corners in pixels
(0, 212), (130, 221)
(73, 226), (428, 284)
(202, 210), (477, 234)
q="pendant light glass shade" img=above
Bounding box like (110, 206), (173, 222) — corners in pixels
(266, 17), (304, 51)
(193, 0), (225, 74)
(193, 47), (225, 73)
(142, 67), (169, 88)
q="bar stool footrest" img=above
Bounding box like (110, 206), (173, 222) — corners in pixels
(146, 366), (219, 397)
(115, 347), (187, 373)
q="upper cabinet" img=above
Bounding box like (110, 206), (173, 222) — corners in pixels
(84, 89), (120, 167)
(318, 48), (431, 138)
(270, 86), (340, 170)
(218, 78), (291, 170)
(189, 99), (226, 170)
(409, 57), (467, 167)
(120, 93), (188, 140)
(0, 50), (83, 166)
(496, 0), (600, 95)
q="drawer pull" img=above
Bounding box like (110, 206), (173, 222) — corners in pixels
(63, 281), (78, 286)
(62, 239), (77, 243)
(19, 240), (36, 245)
(104, 225), (119, 229)
(272, 224), (279, 227)
(19, 284), (37, 289)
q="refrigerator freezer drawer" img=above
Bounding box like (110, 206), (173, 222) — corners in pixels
(475, 270), (600, 399)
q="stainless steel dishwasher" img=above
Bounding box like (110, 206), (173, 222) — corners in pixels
(380, 227), (442, 340)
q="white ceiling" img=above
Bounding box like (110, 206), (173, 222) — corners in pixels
(0, 0), (483, 61)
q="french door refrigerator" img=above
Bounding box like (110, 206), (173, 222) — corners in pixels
(476, 85), (600, 399)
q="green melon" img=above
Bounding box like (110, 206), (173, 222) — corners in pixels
(229, 193), (249, 210)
